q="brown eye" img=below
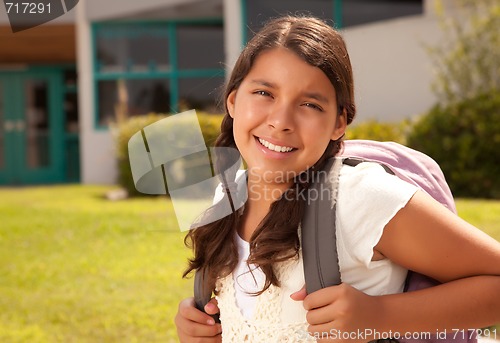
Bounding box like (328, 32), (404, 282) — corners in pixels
(303, 102), (324, 112)
(254, 90), (272, 97)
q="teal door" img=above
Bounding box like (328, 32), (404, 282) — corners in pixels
(0, 71), (64, 184)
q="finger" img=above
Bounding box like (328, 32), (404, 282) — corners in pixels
(176, 313), (222, 338)
(290, 285), (307, 301)
(305, 302), (336, 326)
(303, 285), (342, 310)
(179, 297), (218, 325)
(205, 297), (220, 315)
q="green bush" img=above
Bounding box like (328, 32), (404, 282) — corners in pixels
(407, 91), (500, 199)
(113, 112), (224, 197)
(346, 120), (409, 144)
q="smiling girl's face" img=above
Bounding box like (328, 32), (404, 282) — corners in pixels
(226, 47), (346, 187)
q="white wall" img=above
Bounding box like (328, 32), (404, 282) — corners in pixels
(223, 0), (243, 76)
(342, 14), (443, 122)
(76, 0), (117, 184)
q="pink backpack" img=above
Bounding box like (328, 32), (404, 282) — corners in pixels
(342, 140), (456, 213)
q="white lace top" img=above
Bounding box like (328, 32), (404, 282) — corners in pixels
(215, 160), (418, 342)
(216, 250), (314, 342)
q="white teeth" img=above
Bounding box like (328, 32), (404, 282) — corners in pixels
(258, 138), (294, 153)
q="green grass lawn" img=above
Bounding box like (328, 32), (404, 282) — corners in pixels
(0, 185), (192, 343)
(0, 185), (499, 342)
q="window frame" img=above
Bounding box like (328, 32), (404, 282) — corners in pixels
(92, 19), (225, 130)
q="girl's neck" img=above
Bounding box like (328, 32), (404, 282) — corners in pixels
(238, 173), (292, 241)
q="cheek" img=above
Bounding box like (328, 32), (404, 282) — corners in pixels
(300, 120), (335, 153)
(232, 106), (262, 135)
(236, 106), (261, 123)
(231, 118), (250, 150)
(300, 117), (336, 140)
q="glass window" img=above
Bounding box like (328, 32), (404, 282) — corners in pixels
(94, 21), (225, 127)
(96, 24), (170, 73)
(177, 24), (224, 69)
(65, 136), (80, 181)
(342, 0), (423, 28)
(64, 69), (78, 88)
(246, 0), (334, 40)
(64, 69), (79, 133)
(64, 92), (79, 133)
(98, 79), (171, 126)
(97, 80), (117, 125)
(178, 77), (225, 114)
(25, 80), (50, 169)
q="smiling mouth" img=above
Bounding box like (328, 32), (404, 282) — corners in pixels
(257, 137), (296, 153)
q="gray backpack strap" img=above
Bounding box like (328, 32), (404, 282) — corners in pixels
(194, 157), (342, 318)
(301, 157), (343, 295)
(194, 268), (221, 323)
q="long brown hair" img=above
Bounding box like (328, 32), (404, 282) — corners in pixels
(183, 15), (356, 294)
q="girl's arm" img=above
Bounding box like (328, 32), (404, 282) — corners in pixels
(375, 275), (500, 334)
(298, 190), (500, 341)
(299, 275), (500, 342)
(373, 189), (500, 332)
(378, 190), (500, 283)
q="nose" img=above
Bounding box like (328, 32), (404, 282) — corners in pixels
(267, 101), (295, 132)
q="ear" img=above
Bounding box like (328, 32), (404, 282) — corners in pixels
(331, 108), (347, 141)
(226, 90), (237, 118)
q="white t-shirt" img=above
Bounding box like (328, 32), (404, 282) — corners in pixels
(227, 160), (418, 321)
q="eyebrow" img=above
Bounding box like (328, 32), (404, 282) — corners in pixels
(250, 79), (330, 104)
(249, 79), (277, 88)
(303, 92), (330, 104)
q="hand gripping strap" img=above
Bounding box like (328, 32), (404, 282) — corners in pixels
(301, 157), (343, 295)
(194, 268), (220, 323)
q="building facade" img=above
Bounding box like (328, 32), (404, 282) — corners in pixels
(0, 0), (445, 185)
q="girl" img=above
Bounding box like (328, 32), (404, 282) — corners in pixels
(174, 15), (500, 342)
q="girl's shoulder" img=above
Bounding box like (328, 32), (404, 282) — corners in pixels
(336, 157), (419, 233)
(337, 158), (416, 194)
(335, 158), (418, 269)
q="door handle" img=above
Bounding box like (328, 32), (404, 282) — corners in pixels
(4, 120), (15, 132)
